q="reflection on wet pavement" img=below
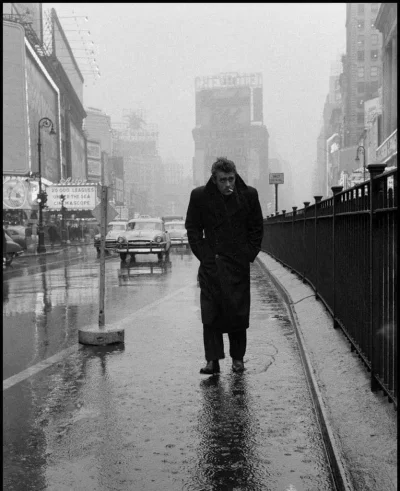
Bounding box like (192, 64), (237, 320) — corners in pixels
(3, 253), (335, 490)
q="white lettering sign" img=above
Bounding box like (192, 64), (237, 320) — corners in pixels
(46, 185), (97, 210)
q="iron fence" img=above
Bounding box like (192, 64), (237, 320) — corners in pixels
(261, 163), (397, 407)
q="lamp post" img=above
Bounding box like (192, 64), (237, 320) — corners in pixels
(37, 117), (56, 253)
(355, 145), (366, 183)
(60, 194), (66, 245)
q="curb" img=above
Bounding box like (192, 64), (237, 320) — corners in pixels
(256, 256), (354, 491)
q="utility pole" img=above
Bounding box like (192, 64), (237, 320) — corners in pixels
(98, 185), (107, 327)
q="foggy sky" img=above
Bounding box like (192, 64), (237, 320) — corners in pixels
(48, 3), (346, 203)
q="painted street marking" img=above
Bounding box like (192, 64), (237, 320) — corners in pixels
(3, 282), (196, 391)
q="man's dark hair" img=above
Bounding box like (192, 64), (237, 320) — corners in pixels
(211, 157), (237, 177)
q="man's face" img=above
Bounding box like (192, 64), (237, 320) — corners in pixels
(213, 171), (236, 195)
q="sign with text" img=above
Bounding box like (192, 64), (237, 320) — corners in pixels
(46, 185), (97, 210)
(87, 140), (101, 160)
(269, 173), (284, 184)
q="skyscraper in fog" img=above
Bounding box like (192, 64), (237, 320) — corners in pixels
(342, 3), (382, 147)
(192, 72), (270, 212)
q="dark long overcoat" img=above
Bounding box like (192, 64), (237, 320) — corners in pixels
(185, 174), (264, 333)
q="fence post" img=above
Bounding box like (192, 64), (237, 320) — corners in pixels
(291, 207), (297, 274)
(368, 162), (387, 392)
(302, 202), (310, 282)
(313, 196), (323, 299)
(331, 186), (343, 329)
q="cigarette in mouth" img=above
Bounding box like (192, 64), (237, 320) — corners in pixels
(228, 188), (234, 192)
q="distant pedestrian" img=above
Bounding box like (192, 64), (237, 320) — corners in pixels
(48, 223), (58, 247)
(3, 227), (7, 265)
(185, 157), (264, 375)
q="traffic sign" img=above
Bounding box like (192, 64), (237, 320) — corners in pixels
(91, 202), (118, 223)
(269, 173), (284, 184)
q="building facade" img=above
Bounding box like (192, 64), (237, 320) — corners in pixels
(375, 2), (397, 169)
(192, 72), (269, 213)
(112, 110), (163, 217)
(342, 3), (383, 148)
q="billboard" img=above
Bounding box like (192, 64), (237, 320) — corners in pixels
(69, 120), (86, 180)
(46, 185), (98, 210)
(3, 21), (30, 175)
(87, 140), (101, 182)
(196, 87), (251, 128)
(25, 47), (60, 183)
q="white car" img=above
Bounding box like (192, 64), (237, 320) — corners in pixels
(164, 220), (189, 248)
(116, 217), (171, 261)
(94, 221), (128, 254)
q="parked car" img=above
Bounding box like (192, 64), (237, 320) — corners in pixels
(4, 226), (27, 249)
(116, 217), (171, 262)
(3, 229), (24, 266)
(94, 221), (128, 255)
(164, 220), (189, 248)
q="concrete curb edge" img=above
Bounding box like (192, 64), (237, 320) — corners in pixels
(255, 256), (354, 491)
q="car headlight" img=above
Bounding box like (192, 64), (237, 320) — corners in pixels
(117, 236), (127, 243)
(154, 236), (163, 243)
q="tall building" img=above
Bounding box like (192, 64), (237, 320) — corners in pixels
(375, 3), (397, 169)
(192, 72), (269, 212)
(342, 3), (383, 148)
(112, 110), (162, 217)
(314, 58), (344, 196)
(3, 3), (87, 224)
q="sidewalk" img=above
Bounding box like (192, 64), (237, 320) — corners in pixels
(256, 252), (397, 491)
(22, 239), (93, 258)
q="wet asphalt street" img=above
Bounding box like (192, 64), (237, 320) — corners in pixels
(3, 246), (336, 490)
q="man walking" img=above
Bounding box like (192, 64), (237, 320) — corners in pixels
(185, 157), (264, 374)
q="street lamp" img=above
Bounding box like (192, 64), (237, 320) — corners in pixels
(355, 145), (366, 183)
(37, 117), (56, 253)
(60, 194), (66, 245)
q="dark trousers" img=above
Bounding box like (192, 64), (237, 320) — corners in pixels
(203, 325), (247, 361)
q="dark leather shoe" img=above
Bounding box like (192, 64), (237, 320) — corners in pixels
(232, 359), (244, 372)
(200, 360), (220, 374)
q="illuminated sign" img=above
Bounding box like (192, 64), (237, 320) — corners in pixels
(47, 185), (97, 210)
(195, 72), (262, 91)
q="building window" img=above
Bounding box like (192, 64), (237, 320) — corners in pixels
(357, 82), (365, 93)
(357, 67), (365, 78)
(357, 35), (365, 47)
(371, 49), (379, 60)
(370, 66), (379, 77)
(371, 34), (378, 46)
(357, 19), (364, 29)
(357, 50), (365, 61)
(370, 81), (379, 93)
(357, 113), (364, 124)
(357, 4), (364, 14)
